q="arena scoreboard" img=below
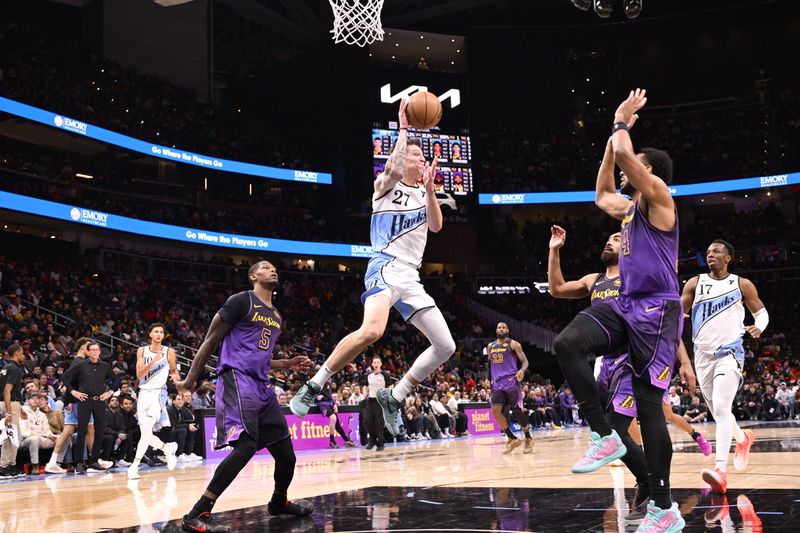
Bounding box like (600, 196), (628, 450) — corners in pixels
(372, 126), (473, 196)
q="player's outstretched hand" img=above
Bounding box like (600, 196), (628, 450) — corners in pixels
(549, 225), (567, 250)
(287, 355), (313, 372)
(679, 364), (697, 393)
(421, 156), (439, 191)
(614, 88), (647, 126)
(399, 97), (409, 129)
(745, 325), (762, 339)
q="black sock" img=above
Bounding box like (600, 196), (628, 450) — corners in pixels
(189, 495), (215, 518)
(690, 430), (699, 441)
(523, 427), (531, 439)
(633, 377), (674, 511)
(329, 435), (336, 444)
(504, 427), (517, 439)
(334, 418), (348, 440)
(270, 491), (287, 507)
(648, 473), (671, 510)
(634, 482), (651, 506)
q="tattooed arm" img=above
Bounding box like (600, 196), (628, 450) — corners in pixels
(374, 98), (409, 198)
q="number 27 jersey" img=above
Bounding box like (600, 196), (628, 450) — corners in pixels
(370, 181), (428, 268)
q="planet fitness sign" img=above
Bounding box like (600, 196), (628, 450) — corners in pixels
(464, 408), (500, 436)
(204, 412), (361, 459)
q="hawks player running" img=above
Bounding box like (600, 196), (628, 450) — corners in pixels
(681, 240), (765, 493)
(291, 98), (455, 435)
(488, 322), (532, 454)
(128, 323), (180, 479)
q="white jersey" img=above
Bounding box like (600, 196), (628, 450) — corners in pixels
(139, 345), (169, 390)
(371, 180), (428, 268)
(691, 273), (745, 351)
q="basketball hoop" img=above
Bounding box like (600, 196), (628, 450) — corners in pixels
(328, 0), (385, 47)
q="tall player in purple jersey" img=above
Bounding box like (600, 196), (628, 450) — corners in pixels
(549, 226), (651, 521)
(553, 90), (696, 532)
(176, 261), (314, 533)
(487, 322), (532, 455)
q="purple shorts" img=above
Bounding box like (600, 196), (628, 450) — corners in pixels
(491, 375), (522, 408)
(215, 369), (289, 450)
(597, 354), (636, 418)
(582, 295), (682, 391)
(318, 403), (335, 418)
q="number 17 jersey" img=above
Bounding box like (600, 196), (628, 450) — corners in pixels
(371, 180), (428, 268)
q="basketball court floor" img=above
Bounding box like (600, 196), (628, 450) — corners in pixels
(1, 421), (796, 532)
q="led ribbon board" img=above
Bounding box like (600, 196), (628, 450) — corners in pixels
(479, 172), (799, 205)
(0, 191), (371, 258)
(0, 97), (332, 184)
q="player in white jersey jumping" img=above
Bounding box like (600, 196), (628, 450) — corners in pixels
(291, 98), (456, 434)
(681, 240), (767, 493)
(128, 323), (181, 479)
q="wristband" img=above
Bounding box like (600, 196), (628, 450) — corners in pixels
(612, 121), (629, 135)
(753, 308), (769, 333)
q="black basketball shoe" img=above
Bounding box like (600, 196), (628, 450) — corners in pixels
(181, 511), (231, 532)
(268, 498), (314, 517)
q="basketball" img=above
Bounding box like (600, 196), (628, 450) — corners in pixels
(406, 91), (442, 130)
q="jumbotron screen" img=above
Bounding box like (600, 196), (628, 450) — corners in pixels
(372, 126), (473, 196)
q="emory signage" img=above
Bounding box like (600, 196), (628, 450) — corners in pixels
(0, 96), (332, 184)
(480, 171), (800, 205)
(0, 191), (372, 258)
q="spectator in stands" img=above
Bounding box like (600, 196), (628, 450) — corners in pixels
(761, 391), (781, 421)
(348, 384), (365, 406)
(101, 395), (125, 465)
(191, 380), (213, 409)
(683, 397), (708, 424)
(775, 381), (794, 419)
(429, 393), (452, 437)
(116, 396), (138, 467)
(167, 392), (200, 462)
(744, 385), (762, 420)
(19, 392), (56, 473)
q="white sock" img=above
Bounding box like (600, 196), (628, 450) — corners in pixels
(732, 421), (746, 444)
(391, 377), (414, 403)
(711, 370), (740, 471)
(310, 364), (335, 389)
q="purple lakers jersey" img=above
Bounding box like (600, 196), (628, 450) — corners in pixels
(619, 202), (679, 298)
(590, 273), (621, 305)
(489, 340), (517, 383)
(217, 291), (282, 379)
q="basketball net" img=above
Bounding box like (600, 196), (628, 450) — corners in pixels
(329, 0), (385, 47)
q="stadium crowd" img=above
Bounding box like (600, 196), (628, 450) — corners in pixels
(476, 91), (800, 193)
(1, 235), (799, 476)
(0, 16), (313, 171)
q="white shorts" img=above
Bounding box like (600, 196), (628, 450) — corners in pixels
(362, 254), (435, 321)
(694, 347), (742, 411)
(137, 388), (170, 428)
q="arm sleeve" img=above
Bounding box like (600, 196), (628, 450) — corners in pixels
(217, 292), (251, 325)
